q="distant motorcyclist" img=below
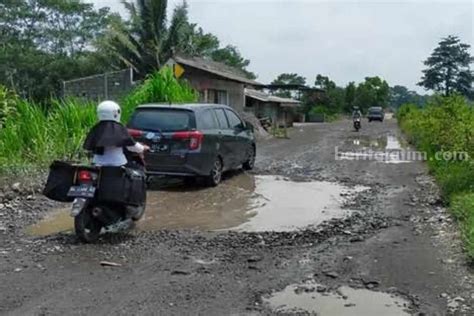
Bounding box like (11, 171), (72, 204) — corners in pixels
(352, 106), (362, 119)
(352, 107), (362, 131)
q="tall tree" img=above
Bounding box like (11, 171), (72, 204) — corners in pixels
(389, 85), (429, 108)
(312, 74), (344, 114)
(0, 0), (114, 100)
(100, 0), (169, 76)
(211, 45), (256, 79)
(270, 73), (306, 98)
(314, 74), (336, 91)
(101, 0), (255, 79)
(353, 76), (390, 112)
(418, 35), (473, 97)
(272, 73), (306, 86)
(344, 82), (356, 112)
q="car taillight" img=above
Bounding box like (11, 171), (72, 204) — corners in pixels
(78, 170), (92, 182)
(172, 131), (204, 150)
(128, 128), (144, 138)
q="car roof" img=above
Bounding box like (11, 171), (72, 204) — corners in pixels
(135, 103), (234, 111)
(369, 106), (383, 110)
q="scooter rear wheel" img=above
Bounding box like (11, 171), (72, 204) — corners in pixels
(74, 207), (102, 243)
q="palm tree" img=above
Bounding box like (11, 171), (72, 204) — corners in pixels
(100, 0), (189, 77)
(97, 0), (255, 79)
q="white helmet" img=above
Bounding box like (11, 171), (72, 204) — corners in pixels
(97, 100), (121, 122)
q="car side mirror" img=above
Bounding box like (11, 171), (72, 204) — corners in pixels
(234, 124), (245, 132)
(244, 121), (254, 132)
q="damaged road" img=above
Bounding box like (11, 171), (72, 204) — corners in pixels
(0, 118), (473, 315)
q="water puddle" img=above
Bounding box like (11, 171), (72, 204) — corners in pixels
(264, 281), (411, 315)
(26, 208), (73, 236)
(26, 175), (367, 236)
(338, 135), (411, 164)
(231, 176), (367, 232)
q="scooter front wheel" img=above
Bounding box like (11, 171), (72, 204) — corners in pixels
(74, 207), (102, 243)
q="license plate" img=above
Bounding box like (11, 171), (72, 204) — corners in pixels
(150, 144), (169, 153)
(67, 185), (96, 198)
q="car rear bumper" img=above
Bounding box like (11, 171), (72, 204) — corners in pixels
(144, 152), (213, 177)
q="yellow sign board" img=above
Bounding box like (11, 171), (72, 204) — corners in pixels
(174, 63), (185, 78)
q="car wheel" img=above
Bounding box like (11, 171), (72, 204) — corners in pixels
(243, 146), (256, 170)
(206, 156), (223, 187)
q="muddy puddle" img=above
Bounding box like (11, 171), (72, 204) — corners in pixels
(337, 135), (412, 164)
(264, 281), (411, 315)
(26, 174), (367, 236)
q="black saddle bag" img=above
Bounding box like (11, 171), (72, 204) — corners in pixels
(97, 166), (146, 206)
(43, 161), (77, 202)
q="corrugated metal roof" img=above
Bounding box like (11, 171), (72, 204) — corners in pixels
(168, 55), (262, 86)
(245, 88), (301, 107)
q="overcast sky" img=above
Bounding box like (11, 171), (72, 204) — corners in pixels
(89, 0), (473, 93)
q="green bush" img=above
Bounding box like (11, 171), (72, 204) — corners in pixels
(398, 95), (474, 260)
(309, 105), (340, 122)
(451, 193), (474, 261)
(0, 68), (197, 174)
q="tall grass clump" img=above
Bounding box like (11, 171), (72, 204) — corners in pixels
(0, 86), (18, 128)
(0, 98), (96, 173)
(0, 68), (197, 174)
(122, 67), (197, 121)
(397, 95), (474, 261)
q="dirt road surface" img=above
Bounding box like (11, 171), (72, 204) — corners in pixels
(1, 118), (473, 315)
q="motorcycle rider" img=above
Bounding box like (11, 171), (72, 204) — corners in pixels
(84, 100), (149, 166)
(352, 106), (362, 120)
(83, 100), (149, 219)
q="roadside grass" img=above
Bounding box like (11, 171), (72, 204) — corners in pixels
(0, 67), (197, 175)
(397, 95), (474, 262)
(451, 193), (474, 260)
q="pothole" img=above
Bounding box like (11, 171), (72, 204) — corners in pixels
(26, 174), (368, 236)
(337, 135), (412, 164)
(263, 281), (411, 315)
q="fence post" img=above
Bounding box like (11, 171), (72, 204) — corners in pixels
(104, 73), (108, 100)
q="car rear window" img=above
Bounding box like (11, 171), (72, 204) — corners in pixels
(128, 109), (195, 132)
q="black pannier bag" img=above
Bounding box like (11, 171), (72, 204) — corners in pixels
(97, 166), (146, 206)
(96, 167), (128, 204)
(43, 161), (77, 202)
(124, 168), (147, 206)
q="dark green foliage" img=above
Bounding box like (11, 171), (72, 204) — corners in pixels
(418, 35), (473, 98)
(211, 45), (256, 79)
(353, 77), (390, 113)
(0, 0), (115, 101)
(270, 73), (307, 98)
(389, 85), (430, 109)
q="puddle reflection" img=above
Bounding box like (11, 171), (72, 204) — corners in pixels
(264, 281), (410, 315)
(339, 135), (411, 164)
